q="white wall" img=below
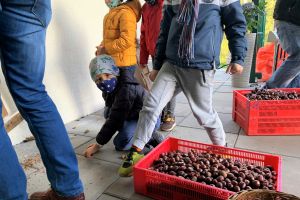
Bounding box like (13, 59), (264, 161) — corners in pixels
(2, 0), (143, 145)
(44, 0), (108, 123)
(1, 1), (106, 144)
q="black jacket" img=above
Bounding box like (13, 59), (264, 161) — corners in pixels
(96, 67), (146, 145)
(274, 0), (300, 26)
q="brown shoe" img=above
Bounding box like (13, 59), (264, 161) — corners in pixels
(160, 115), (176, 131)
(30, 189), (85, 200)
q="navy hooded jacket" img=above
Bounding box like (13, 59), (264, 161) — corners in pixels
(153, 0), (247, 70)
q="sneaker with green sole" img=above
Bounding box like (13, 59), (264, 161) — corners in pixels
(118, 151), (144, 177)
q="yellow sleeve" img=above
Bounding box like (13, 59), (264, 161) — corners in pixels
(105, 11), (137, 54)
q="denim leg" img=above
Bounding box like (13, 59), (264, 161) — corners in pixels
(163, 96), (177, 118)
(0, 0), (83, 197)
(0, 99), (27, 200)
(288, 74), (300, 88)
(267, 21), (300, 88)
(113, 120), (137, 151)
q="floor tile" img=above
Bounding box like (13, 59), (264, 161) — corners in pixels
(97, 194), (122, 200)
(213, 92), (233, 114)
(178, 113), (240, 134)
(172, 126), (238, 148)
(69, 134), (94, 149)
(15, 134), (94, 177)
(75, 156), (120, 200)
(66, 114), (106, 137)
(75, 139), (124, 165)
(215, 85), (251, 93)
(281, 156), (300, 197)
(26, 156), (120, 200)
(176, 92), (188, 104)
(129, 193), (153, 200)
(105, 177), (134, 199)
(214, 70), (231, 82)
(236, 130), (300, 158)
(174, 102), (192, 117)
(219, 113), (240, 134)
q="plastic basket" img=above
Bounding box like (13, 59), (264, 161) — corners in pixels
(133, 137), (282, 200)
(229, 189), (300, 200)
(232, 89), (300, 136)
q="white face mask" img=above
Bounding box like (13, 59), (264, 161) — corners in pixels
(106, 0), (121, 8)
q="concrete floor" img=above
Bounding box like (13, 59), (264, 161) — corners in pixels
(14, 70), (300, 199)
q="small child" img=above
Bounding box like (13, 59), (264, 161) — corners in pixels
(85, 55), (161, 157)
(139, 0), (177, 132)
(118, 0), (247, 176)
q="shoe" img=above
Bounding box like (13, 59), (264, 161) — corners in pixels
(30, 189), (85, 200)
(118, 151), (144, 177)
(160, 115), (176, 131)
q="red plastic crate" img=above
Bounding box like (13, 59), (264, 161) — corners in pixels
(232, 89), (300, 136)
(134, 137), (282, 200)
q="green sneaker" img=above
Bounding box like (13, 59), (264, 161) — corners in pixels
(118, 151), (144, 177)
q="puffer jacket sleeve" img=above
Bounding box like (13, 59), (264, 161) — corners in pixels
(96, 85), (134, 145)
(221, 0), (247, 66)
(140, 9), (150, 65)
(153, 3), (175, 70)
(105, 10), (137, 54)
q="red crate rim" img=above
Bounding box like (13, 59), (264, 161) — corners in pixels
(234, 88), (300, 103)
(134, 137), (282, 193)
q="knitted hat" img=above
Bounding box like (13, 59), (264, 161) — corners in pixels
(177, 0), (199, 61)
(89, 54), (120, 81)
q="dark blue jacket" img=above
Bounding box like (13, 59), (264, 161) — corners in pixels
(274, 0), (300, 26)
(153, 0), (247, 70)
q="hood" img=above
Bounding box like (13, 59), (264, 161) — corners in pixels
(116, 0), (142, 22)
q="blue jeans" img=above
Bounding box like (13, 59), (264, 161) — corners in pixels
(104, 107), (161, 151)
(267, 20), (300, 88)
(0, 1), (83, 199)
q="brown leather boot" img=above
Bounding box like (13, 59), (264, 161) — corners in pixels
(30, 189), (85, 200)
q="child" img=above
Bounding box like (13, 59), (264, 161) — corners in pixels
(84, 0), (161, 157)
(119, 0), (247, 176)
(139, 0), (177, 132)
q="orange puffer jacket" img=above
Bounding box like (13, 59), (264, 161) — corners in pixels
(103, 0), (141, 67)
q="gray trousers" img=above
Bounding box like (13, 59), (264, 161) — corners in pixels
(267, 20), (300, 88)
(133, 62), (226, 149)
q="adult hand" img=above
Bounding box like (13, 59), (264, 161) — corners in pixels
(226, 63), (243, 75)
(84, 143), (101, 158)
(149, 70), (159, 81)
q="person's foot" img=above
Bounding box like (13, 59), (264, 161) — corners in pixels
(30, 189), (85, 200)
(118, 151), (144, 177)
(83, 143), (102, 158)
(160, 115), (176, 131)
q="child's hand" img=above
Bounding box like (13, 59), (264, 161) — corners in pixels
(84, 143), (101, 158)
(95, 45), (106, 56)
(149, 70), (159, 81)
(226, 63), (243, 75)
(139, 64), (147, 69)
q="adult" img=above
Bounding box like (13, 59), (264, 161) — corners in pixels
(266, 0), (300, 88)
(0, 1), (84, 199)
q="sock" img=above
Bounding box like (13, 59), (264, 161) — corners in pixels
(131, 145), (142, 153)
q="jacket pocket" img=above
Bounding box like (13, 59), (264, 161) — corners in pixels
(31, 0), (52, 28)
(194, 26), (215, 65)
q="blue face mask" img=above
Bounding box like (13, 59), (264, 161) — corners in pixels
(97, 78), (117, 93)
(106, 0), (121, 8)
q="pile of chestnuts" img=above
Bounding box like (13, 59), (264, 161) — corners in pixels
(149, 150), (278, 193)
(245, 88), (299, 101)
